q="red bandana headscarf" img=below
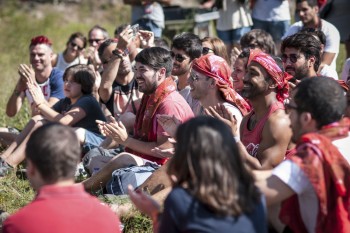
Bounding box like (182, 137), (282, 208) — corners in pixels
(192, 54), (251, 115)
(248, 51), (291, 102)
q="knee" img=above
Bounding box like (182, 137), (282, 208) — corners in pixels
(110, 153), (137, 168)
(74, 128), (86, 144)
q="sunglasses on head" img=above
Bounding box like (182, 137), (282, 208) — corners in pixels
(170, 51), (187, 63)
(70, 42), (84, 51)
(202, 47), (214, 55)
(88, 38), (103, 44)
(281, 54), (301, 63)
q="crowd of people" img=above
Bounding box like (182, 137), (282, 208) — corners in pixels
(1, 0), (350, 232)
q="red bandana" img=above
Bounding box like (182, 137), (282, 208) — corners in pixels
(248, 51), (291, 102)
(192, 54), (251, 115)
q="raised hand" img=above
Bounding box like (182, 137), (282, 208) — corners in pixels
(205, 104), (239, 136)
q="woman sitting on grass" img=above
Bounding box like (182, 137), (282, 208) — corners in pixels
(0, 64), (105, 176)
(129, 116), (267, 233)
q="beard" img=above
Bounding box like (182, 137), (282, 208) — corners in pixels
(293, 63), (309, 81)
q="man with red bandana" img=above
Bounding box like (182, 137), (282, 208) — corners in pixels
(237, 50), (293, 170)
(190, 54), (250, 136)
(256, 77), (350, 233)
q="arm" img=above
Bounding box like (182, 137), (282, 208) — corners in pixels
(28, 83), (86, 126)
(255, 111), (292, 170)
(6, 86), (25, 117)
(99, 55), (122, 103)
(255, 174), (295, 206)
(320, 51), (336, 67)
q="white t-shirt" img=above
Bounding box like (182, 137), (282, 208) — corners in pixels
(216, 0), (253, 31)
(283, 19), (340, 70)
(319, 64), (338, 80)
(332, 134), (350, 165)
(272, 160), (318, 233)
(252, 0), (291, 21)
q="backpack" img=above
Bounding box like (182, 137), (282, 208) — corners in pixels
(106, 163), (160, 195)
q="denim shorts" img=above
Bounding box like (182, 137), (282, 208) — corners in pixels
(252, 18), (290, 42)
(82, 130), (105, 155)
(217, 26), (251, 44)
(135, 18), (162, 38)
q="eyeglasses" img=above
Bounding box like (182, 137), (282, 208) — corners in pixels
(202, 47), (214, 55)
(188, 73), (208, 83)
(281, 54), (302, 63)
(70, 42), (84, 51)
(88, 38), (103, 44)
(170, 51), (187, 63)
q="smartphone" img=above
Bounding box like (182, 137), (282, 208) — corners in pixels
(130, 24), (139, 37)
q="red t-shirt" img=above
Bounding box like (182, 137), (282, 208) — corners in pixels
(3, 184), (121, 233)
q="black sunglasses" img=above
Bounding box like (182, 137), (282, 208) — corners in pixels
(202, 47), (214, 55)
(70, 42), (84, 51)
(88, 38), (103, 44)
(170, 51), (187, 63)
(281, 54), (301, 63)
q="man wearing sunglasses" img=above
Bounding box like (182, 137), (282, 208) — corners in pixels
(255, 77), (350, 233)
(283, 0), (340, 71)
(281, 32), (321, 82)
(85, 25), (109, 71)
(170, 32), (202, 115)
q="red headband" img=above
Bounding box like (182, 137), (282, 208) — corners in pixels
(248, 51), (290, 102)
(192, 54), (251, 115)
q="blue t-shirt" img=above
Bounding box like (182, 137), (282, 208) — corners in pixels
(159, 186), (267, 233)
(48, 68), (65, 99)
(53, 95), (106, 134)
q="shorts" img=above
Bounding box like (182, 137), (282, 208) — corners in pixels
(217, 26), (251, 44)
(252, 18), (290, 43)
(135, 18), (162, 38)
(82, 130), (105, 155)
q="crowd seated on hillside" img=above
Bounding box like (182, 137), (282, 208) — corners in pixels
(1, 1), (350, 232)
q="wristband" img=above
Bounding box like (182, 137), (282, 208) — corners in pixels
(112, 49), (123, 60)
(233, 136), (240, 143)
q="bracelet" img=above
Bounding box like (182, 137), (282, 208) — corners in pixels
(112, 49), (123, 60)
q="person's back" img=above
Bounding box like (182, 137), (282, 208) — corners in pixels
(3, 123), (121, 233)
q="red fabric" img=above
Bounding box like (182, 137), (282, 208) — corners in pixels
(3, 184), (121, 233)
(337, 80), (350, 92)
(192, 54), (251, 115)
(241, 101), (294, 158)
(30, 35), (52, 47)
(280, 132), (350, 233)
(248, 51), (291, 103)
(126, 77), (194, 165)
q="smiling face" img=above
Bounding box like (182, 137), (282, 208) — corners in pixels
(29, 44), (53, 72)
(67, 37), (84, 58)
(231, 57), (246, 93)
(188, 70), (211, 101)
(170, 48), (192, 77)
(241, 61), (270, 100)
(135, 62), (160, 95)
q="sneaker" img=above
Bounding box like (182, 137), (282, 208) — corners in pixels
(0, 158), (12, 177)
